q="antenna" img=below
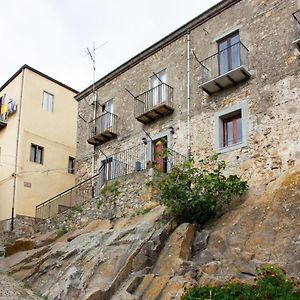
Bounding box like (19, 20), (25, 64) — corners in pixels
(85, 41), (108, 194)
(85, 41), (108, 107)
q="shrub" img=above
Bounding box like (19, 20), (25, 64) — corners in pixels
(157, 154), (248, 224)
(101, 181), (120, 202)
(183, 265), (300, 300)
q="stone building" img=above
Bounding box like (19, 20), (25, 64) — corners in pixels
(75, 0), (300, 192)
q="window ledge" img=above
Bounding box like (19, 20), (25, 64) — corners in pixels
(217, 142), (247, 154)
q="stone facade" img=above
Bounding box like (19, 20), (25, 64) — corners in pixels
(37, 171), (159, 233)
(75, 0), (300, 194)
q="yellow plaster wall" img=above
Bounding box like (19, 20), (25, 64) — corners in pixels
(0, 71), (24, 221)
(0, 67), (78, 220)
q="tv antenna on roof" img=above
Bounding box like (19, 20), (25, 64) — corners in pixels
(85, 41), (108, 105)
(85, 41), (108, 195)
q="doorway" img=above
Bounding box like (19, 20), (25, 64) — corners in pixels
(153, 137), (168, 173)
(218, 32), (240, 75)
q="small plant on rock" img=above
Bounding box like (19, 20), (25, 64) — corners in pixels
(96, 200), (103, 209)
(73, 206), (83, 213)
(183, 265), (300, 300)
(157, 154), (248, 225)
(101, 180), (120, 202)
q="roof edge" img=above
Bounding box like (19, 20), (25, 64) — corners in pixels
(0, 64), (78, 94)
(75, 0), (242, 101)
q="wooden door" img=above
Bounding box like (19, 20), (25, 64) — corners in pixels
(153, 139), (167, 172)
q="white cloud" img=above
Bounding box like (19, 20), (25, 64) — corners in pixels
(0, 0), (220, 91)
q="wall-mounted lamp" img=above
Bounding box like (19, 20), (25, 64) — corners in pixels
(142, 137), (147, 145)
(169, 126), (175, 135)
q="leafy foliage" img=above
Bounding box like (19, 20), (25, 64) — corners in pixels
(183, 265), (300, 300)
(100, 181), (120, 202)
(157, 154), (248, 224)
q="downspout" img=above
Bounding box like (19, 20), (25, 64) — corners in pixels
(187, 30), (191, 160)
(11, 67), (25, 231)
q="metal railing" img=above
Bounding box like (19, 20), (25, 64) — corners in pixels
(35, 170), (102, 220)
(293, 10), (300, 38)
(89, 112), (118, 139)
(134, 83), (173, 118)
(199, 42), (249, 85)
(35, 142), (186, 220)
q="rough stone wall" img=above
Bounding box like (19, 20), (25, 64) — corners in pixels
(37, 170), (159, 233)
(0, 215), (36, 235)
(189, 0), (300, 188)
(0, 215), (36, 249)
(76, 0), (300, 194)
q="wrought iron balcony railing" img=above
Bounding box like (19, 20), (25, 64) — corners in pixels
(134, 83), (174, 124)
(35, 142), (186, 219)
(87, 112), (118, 145)
(199, 41), (251, 95)
(292, 10), (300, 51)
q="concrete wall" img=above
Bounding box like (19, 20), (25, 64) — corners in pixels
(0, 72), (24, 221)
(0, 67), (78, 220)
(76, 0), (300, 193)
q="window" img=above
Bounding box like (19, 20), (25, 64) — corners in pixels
(68, 156), (75, 174)
(214, 102), (248, 153)
(149, 69), (167, 107)
(223, 113), (242, 147)
(30, 144), (43, 164)
(218, 31), (240, 75)
(42, 91), (54, 112)
(101, 99), (113, 131)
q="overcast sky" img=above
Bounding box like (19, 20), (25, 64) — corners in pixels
(1, 0), (220, 92)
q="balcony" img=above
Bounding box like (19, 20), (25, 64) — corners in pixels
(87, 112), (118, 146)
(292, 10), (300, 51)
(0, 113), (7, 129)
(134, 83), (174, 124)
(199, 42), (251, 95)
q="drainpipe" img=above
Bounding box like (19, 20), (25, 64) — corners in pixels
(187, 30), (191, 160)
(11, 67), (25, 231)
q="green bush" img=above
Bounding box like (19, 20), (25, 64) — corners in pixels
(157, 154), (248, 224)
(101, 181), (120, 202)
(183, 265), (300, 300)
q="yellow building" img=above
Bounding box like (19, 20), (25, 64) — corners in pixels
(0, 65), (78, 229)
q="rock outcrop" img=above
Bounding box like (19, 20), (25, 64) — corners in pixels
(1, 164), (300, 299)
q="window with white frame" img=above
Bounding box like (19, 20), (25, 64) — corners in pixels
(149, 69), (167, 108)
(30, 143), (44, 164)
(214, 102), (248, 153)
(42, 91), (54, 112)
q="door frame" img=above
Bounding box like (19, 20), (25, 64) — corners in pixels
(146, 129), (173, 172)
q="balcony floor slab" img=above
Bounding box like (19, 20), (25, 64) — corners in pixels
(200, 65), (251, 95)
(136, 103), (174, 124)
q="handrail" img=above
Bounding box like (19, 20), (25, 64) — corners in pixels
(35, 142), (186, 219)
(136, 82), (173, 99)
(293, 10), (300, 24)
(134, 83), (174, 118)
(36, 166), (104, 210)
(199, 41), (250, 85)
(89, 111), (118, 124)
(200, 41), (248, 65)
